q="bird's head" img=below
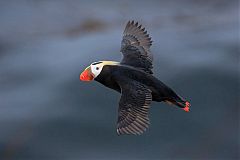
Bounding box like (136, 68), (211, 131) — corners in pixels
(80, 61), (119, 81)
(80, 61), (104, 81)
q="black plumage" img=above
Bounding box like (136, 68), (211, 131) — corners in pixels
(95, 64), (189, 135)
(121, 20), (153, 74)
(82, 20), (190, 135)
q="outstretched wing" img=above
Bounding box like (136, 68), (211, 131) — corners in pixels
(120, 20), (153, 74)
(116, 80), (152, 135)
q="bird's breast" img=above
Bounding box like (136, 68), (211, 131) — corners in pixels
(94, 66), (121, 93)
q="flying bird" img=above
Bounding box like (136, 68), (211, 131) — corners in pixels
(80, 21), (190, 135)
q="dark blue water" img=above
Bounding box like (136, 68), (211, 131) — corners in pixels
(0, 0), (239, 159)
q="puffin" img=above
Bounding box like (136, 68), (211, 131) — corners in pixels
(80, 21), (190, 135)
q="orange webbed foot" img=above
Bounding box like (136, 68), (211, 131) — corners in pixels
(183, 101), (190, 112)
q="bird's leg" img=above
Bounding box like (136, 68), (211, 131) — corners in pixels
(164, 99), (190, 112)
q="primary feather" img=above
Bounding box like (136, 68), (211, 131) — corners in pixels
(121, 20), (153, 74)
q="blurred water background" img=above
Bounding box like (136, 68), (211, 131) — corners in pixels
(0, 0), (239, 159)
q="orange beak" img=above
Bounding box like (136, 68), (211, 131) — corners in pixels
(80, 66), (94, 81)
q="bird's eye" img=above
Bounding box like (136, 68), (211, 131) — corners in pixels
(96, 67), (99, 70)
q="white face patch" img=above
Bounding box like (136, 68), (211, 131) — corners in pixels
(90, 61), (104, 78)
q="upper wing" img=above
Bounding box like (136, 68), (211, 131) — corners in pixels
(116, 80), (152, 135)
(120, 20), (153, 74)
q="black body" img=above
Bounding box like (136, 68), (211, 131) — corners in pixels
(89, 21), (189, 135)
(95, 65), (187, 109)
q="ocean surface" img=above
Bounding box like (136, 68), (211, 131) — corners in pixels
(0, 0), (239, 159)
